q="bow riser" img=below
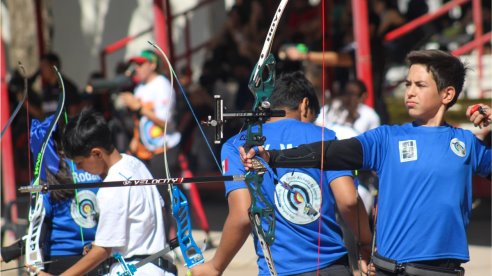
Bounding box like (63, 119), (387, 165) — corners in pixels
(172, 187), (204, 267)
(25, 197), (46, 274)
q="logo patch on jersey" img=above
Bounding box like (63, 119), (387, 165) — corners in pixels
(274, 172), (321, 224)
(399, 140), (417, 162)
(70, 190), (98, 228)
(450, 138), (466, 157)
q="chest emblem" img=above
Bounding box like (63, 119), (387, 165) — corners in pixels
(399, 140), (418, 162)
(450, 138), (466, 157)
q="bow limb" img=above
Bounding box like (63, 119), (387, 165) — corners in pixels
(148, 41), (205, 269)
(0, 62), (28, 139)
(25, 66), (66, 274)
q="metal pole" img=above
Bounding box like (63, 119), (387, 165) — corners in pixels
(1, 38), (18, 222)
(351, 0), (374, 107)
(34, 0), (45, 56)
(154, 0), (172, 63)
(472, 0), (484, 98)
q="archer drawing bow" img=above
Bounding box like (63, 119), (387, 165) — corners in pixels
(202, 1), (290, 275)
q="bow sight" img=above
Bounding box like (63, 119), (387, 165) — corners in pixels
(202, 95), (286, 144)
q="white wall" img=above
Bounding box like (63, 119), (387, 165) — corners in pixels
(51, 0), (226, 88)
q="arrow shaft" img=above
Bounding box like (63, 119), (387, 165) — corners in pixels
(19, 175), (245, 193)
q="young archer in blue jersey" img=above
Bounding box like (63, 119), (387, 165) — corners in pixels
(1, 115), (102, 275)
(242, 50), (491, 276)
(191, 71), (372, 276)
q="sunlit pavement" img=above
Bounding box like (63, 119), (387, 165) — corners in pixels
(1, 198), (490, 275)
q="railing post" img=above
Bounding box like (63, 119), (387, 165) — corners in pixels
(351, 0), (374, 107)
(1, 38), (18, 223)
(472, 0), (484, 97)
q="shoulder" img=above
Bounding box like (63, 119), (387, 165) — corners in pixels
(106, 154), (152, 181)
(153, 75), (172, 87)
(222, 133), (244, 154)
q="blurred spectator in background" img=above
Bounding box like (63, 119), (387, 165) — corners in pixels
(316, 79), (380, 136)
(118, 49), (181, 179)
(29, 52), (83, 119)
(118, 49), (181, 241)
(279, 9), (390, 124)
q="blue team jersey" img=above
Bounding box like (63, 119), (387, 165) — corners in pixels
(31, 116), (101, 257)
(356, 123), (491, 263)
(222, 119), (353, 275)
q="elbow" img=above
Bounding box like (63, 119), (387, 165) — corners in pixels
(236, 214), (252, 230)
(337, 197), (358, 214)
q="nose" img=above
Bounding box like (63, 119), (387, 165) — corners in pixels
(405, 84), (416, 98)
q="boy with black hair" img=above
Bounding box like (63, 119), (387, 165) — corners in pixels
(191, 71), (372, 275)
(36, 110), (175, 276)
(242, 50), (491, 275)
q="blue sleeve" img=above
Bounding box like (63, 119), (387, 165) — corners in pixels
(30, 116), (61, 181)
(472, 137), (491, 177)
(221, 138), (247, 197)
(355, 126), (387, 172)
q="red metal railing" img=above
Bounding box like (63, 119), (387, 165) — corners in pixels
(99, 0), (219, 78)
(99, 27), (153, 77)
(1, 38), (18, 222)
(166, 0), (218, 76)
(383, 0), (488, 97)
(352, 0), (374, 107)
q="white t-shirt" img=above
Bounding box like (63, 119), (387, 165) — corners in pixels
(95, 154), (171, 276)
(134, 75), (180, 149)
(315, 102), (380, 135)
(353, 103), (380, 134)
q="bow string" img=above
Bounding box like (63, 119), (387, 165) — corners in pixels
(149, 41), (209, 269)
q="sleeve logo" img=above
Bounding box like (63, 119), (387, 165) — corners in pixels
(450, 138), (466, 157)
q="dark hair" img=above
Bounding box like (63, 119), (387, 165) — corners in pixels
(62, 109), (115, 158)
(346, 79), (367, 97)
(41, 52), (61, 69)
(406, 49), (467, 109)
(269, 71), (320, 117)
(48, 129), (75, 201)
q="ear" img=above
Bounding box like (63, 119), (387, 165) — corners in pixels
(299, 97), (310, 118)
(299, 97), (314, 123)
(90, 148), (103, 159)
(440, 86), (456, 106)
(150, 62), (158, 71)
